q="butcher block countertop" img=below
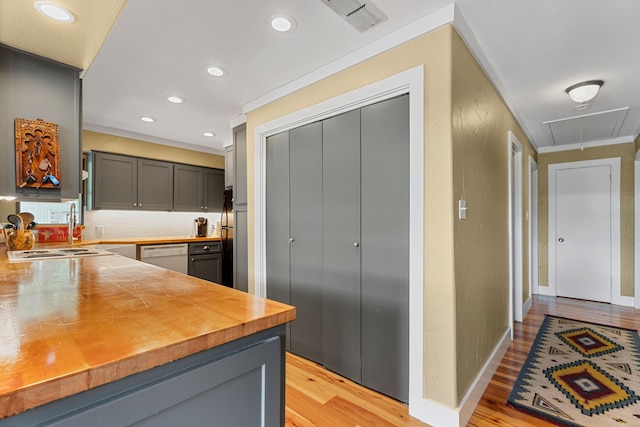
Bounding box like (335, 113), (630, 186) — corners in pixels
(0, 246), (295, 419)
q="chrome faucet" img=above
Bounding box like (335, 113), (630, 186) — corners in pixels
(68, 203), (76, 244)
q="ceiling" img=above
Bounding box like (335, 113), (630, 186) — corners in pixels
(1, 0), (639, 155)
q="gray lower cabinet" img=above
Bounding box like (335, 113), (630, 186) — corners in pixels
(188, 242), (222, 284)
(0, 327), (286, 427)
(89, 152), (173, 211)
(264, 95), (410, 402)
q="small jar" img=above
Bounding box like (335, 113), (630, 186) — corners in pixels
(6, 230), (35, 251)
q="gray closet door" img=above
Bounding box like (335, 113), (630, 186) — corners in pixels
(265, 131), (292, 347)
(289, 122), (324, 364)
(322, 109), (362, 383)
(360, 95), (410, 402)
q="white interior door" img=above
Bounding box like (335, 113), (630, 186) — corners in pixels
(550, 159), (619, 303)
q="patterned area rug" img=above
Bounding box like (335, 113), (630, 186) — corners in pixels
(508, 315), (640, 426)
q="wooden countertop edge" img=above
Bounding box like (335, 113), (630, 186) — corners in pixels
(1, 309), (295, 419)
(39, 236), (222, 247)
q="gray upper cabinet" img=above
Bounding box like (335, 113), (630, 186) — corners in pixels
(174, 165), (224, 212)
(90, 153), (173, 211)
(204, 168), (224, 212)
(137, 158), (174, 211)
(224, 145), (234, 189)
(90, 152), (137, 210)
(173, 164), (204, 211)
(234, 124), (247, 205)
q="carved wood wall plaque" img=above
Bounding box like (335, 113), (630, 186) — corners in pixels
(15, 118), (61, 189)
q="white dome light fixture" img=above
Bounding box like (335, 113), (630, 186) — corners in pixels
(34, 1), (75, 22)
(565, 80), (604, 103)
(268, 14), (297, 33)
(206, 66), (226, 77)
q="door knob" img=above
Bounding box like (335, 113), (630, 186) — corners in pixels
(558, 237), (564, 242)
(354, 242), (360, 247)
(288, 238), (294, 243)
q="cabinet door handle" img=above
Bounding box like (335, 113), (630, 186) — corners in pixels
(288, 238), (294, 243)
(139, 203), (142, 208)
(354, 242), (360, 247)
(191, 258), (195, 262)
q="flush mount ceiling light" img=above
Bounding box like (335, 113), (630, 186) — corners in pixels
(206, 66), (226, 77)
(203, 132), (216, 137)
(34, 1), (75, 22)
(167, 96), (183, 104)
(565, 80), (604, 103)
(268, 14), (297, 33)
(140, 116), (156, 123)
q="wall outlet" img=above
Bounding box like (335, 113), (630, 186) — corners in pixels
(96, 225), (104, 236)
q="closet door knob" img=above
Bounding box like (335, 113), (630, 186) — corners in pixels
(354, 242), (359, 247)
(288, 238), (294, 243)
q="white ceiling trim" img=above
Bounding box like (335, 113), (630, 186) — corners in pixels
(537, 135), (634, 154)
(241, 4), (454, 115)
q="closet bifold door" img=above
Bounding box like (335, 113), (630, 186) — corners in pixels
(361, 95), (410, 402)
(289, 122), (324, 364)
(265, 131), (292, 348)
(322, 109), (362, 383)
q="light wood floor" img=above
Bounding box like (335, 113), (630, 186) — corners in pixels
(285, 295), (640, 426)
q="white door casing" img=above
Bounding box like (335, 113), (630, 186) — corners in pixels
(508, 132), (524, 323)
(527, 156), (538, 311)
(635, 153), (640, 309)
(548, 158), (622, 305)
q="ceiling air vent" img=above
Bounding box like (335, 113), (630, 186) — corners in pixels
(321, 0), (388, 32)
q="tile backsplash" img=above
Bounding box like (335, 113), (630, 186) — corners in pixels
(83, 210), (222, 240)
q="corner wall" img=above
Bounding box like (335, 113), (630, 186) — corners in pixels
(451, 30), (536, 402)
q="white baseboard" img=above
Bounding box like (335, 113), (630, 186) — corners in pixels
(615, 295), (635, 308)
(538, 285), (550, 296)
(410, 327), (512, 426)
(523, 296), (532, 317)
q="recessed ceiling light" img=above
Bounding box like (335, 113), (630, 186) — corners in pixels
(206, 66), (226, 77)
(167, 96), (183, 104)
(140, 116), (156, 123)
(34, 1), (75, 22)
(268, 14), (297, 33)
(203, 132), (216, 137)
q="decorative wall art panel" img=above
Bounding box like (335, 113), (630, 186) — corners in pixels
(15, 118), (61, 189)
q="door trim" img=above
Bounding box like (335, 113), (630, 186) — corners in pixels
(548, 157), (622, 304)
(253, 65), (425, 414)
(508, 131), (524, 323)
(634, 152), (640, 308)
(527, 156), (538, 311)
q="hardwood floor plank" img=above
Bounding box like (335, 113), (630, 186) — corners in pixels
(286, 295), (640, 426)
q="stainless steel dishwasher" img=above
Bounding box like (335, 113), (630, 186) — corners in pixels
(140, 244), (188, 274)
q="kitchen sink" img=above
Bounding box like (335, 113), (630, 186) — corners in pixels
(7, 247), (114, 262)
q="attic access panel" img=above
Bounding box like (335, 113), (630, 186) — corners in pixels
(543, 107), (629, 146)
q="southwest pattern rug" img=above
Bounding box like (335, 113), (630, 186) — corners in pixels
(507, 315), (640, 426)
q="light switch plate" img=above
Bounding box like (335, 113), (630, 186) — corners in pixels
(458, 200), (467, 220)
